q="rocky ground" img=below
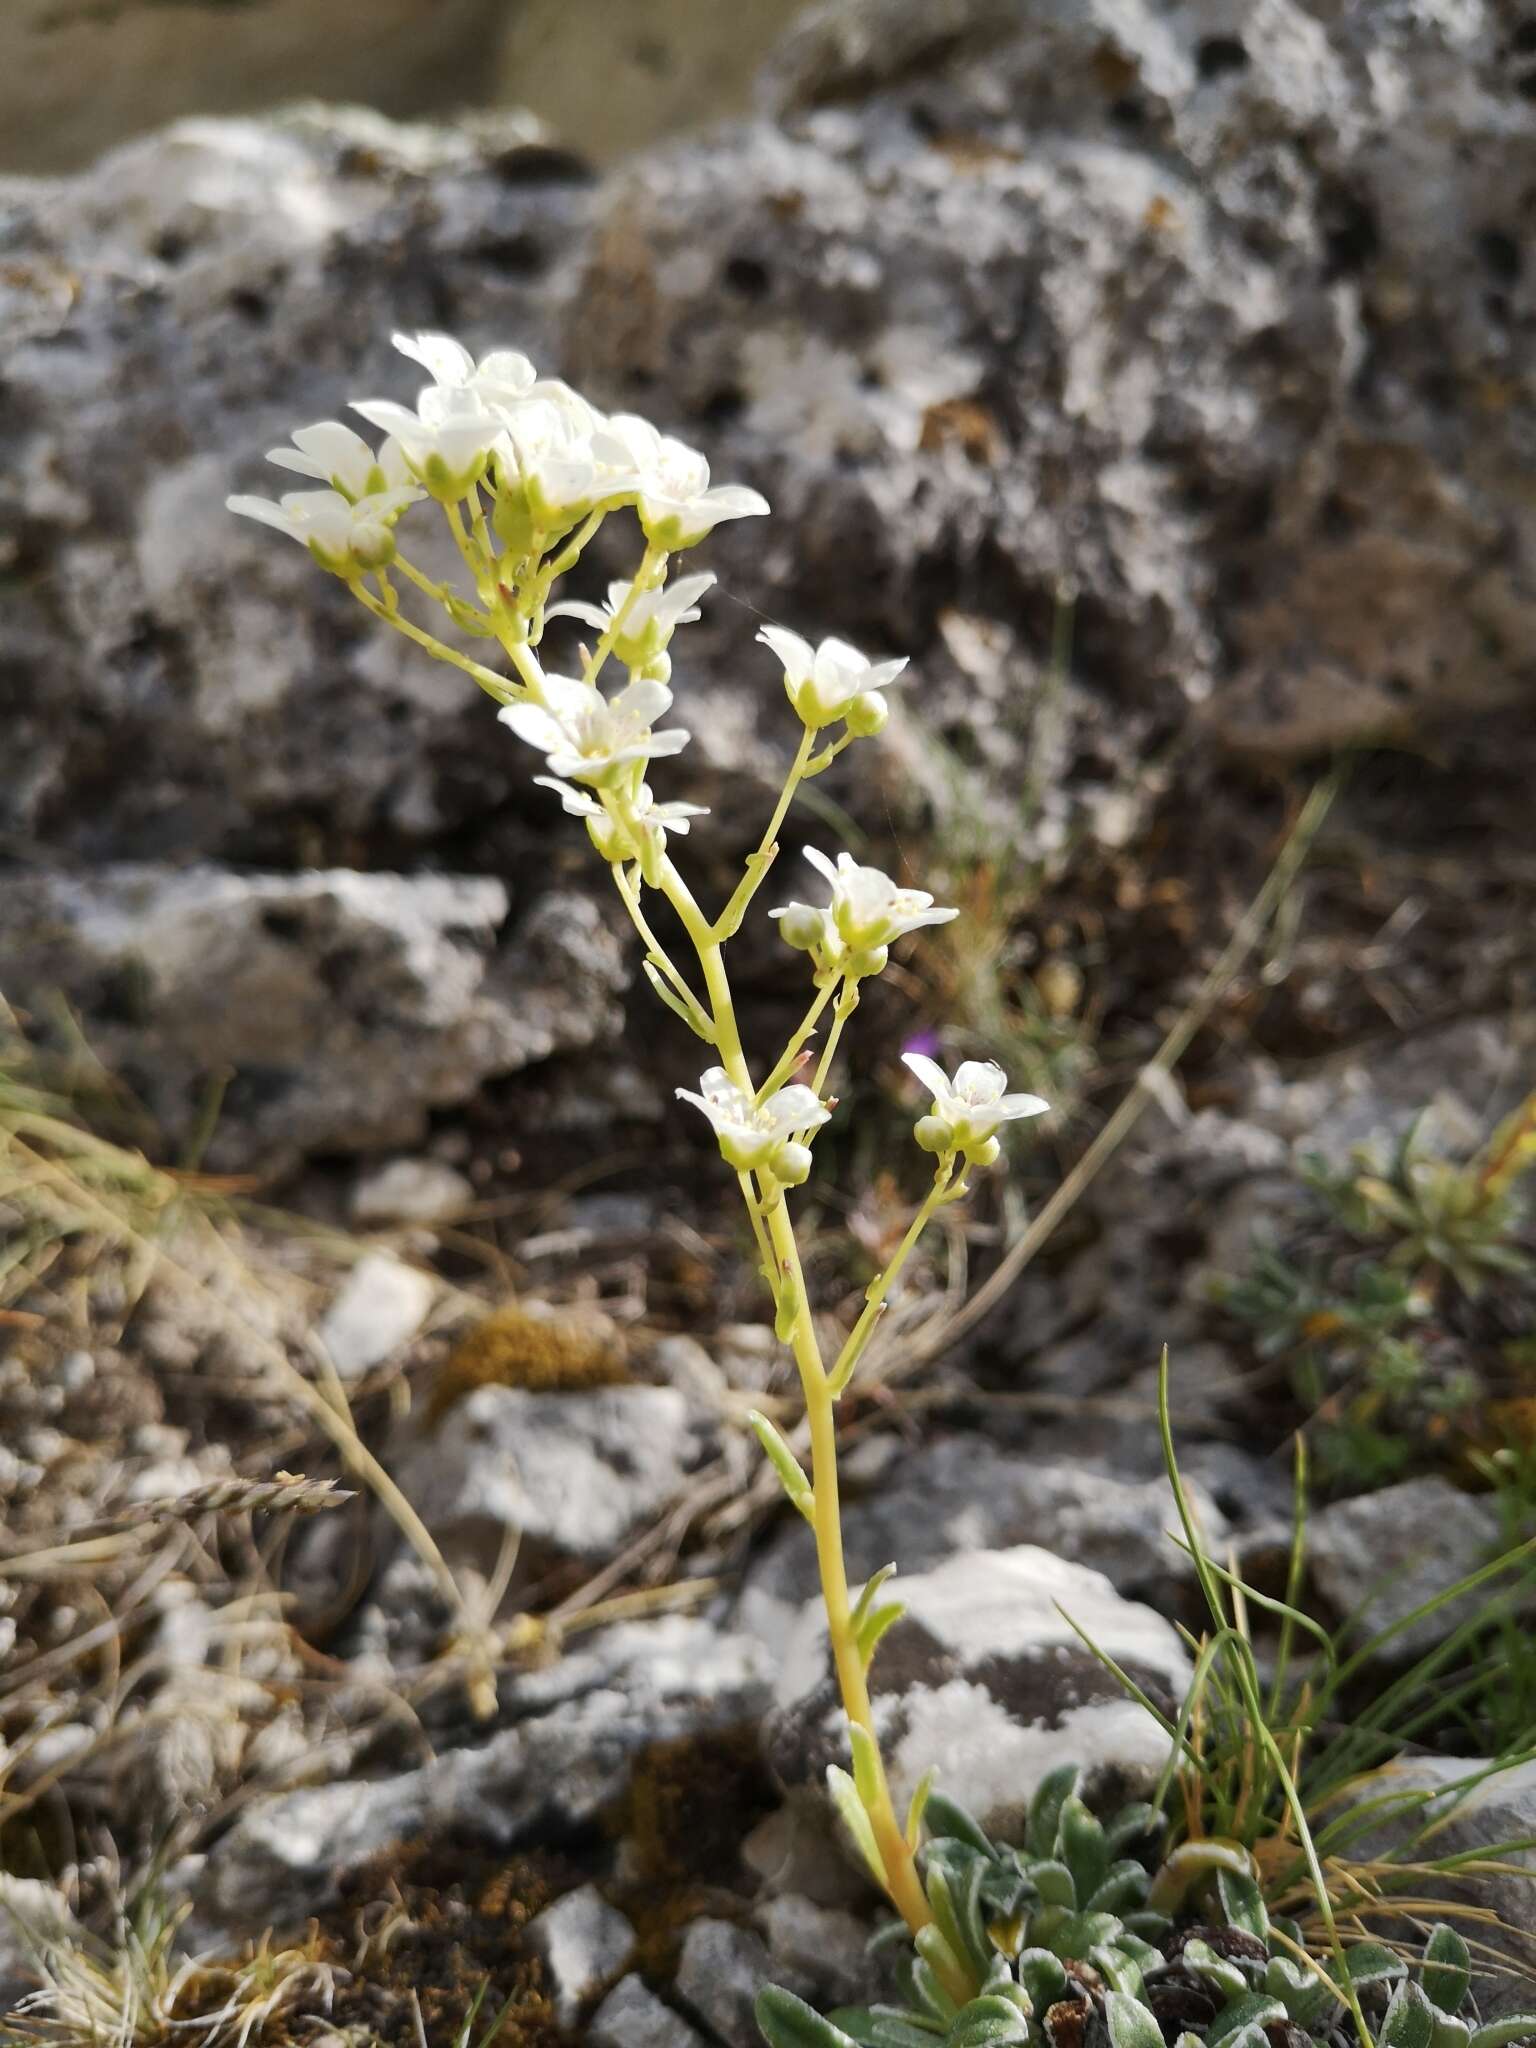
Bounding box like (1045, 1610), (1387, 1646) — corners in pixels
(3, 0), (1536, 2039)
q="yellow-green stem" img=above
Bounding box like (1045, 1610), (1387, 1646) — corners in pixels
(829, 1160), (958, 1396)
(646, 850), (936, 1950)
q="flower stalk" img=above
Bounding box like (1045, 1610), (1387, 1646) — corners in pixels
(227, 329), (1049, 1972)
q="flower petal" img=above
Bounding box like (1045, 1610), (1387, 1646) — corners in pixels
(901, 1052), (952, 1099)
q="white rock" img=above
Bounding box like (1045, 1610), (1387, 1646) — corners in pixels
(589, 1975), (710, 2048)
(765, 1546), (1190, 1843)
(0, 1874), (84, 2005)
(676, 1919), (793, 2048)
(523, 1884), (635, 2027)
(395, 1383), (708, 1562)
(351, 1156), (474, 1225)
(318, 1254), (435, 1378)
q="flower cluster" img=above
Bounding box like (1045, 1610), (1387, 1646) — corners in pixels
(227, 324), (1048, 1182)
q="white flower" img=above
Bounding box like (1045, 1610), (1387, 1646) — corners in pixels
(902, 1053), (1048, 1153)
(489, 394), (637, 529)
(605, 415), (769, 549)
(548, 572), (715, 667)
(350, 385), (503, 498)
(226, 485), (423, 572)
(265, 421), (410, 499)
(771, 846), (958, 959)
(757, 625), (907, 729)
(392, 330), (538, 409)
(675, 1067), (829, 1174)
(499, 672), (690, 785)
(533, 775), (708, 855)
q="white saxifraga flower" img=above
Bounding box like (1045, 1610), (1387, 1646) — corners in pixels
(548, 573), (715, 671)
(757, 625), (907, 733)
(226, 485), (423, 573)
(392, 330), (539, 409)
(533, 776), (708, 860)
(675, 1067), (829, 1180)
(606, 415), (769, 549)
(903, 1053), (1049, 1162)
(489, 395), (637, 536)
(266, 422), (411, 499)
(771, 846), (958, 972)
(351, 385), (504, 500)
(499, 673), (689, 786)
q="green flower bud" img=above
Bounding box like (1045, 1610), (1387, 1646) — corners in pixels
(914, 1114), (955, 1155)
(845, 945), (889, 981)
(965, 1135), (1002, 1168)
(491, 477), (539, 556)
(843, 691), (890, 738)
(587, 815), (629, 864)
(769, 1141), (814, 1187)
(344, 519), (397, 572)
(776, 905), (827, 952)
(637, 651), (672, 684)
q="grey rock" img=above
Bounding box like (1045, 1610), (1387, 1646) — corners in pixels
(738, 1436), (1228, 1654)
(4, 3), (1531, 921)
(523, 1884), (635, 2028)
(740, 1802), (873, 1911)
(350, 1156), (475, 1225)
(394, 1383), (711, 1570)
(317, 1253), (436, 1379)
(676, 1919), (800, 2048)
(589, 1975), (711, 2048)
(185, 1615), (771, 1942)
(0, 864), (625, 1173)
(1289, 1477), (1505, 1666)
(765, 1544), (1190, 1845)
(756, 1894), (881, 2007)
(0, 1874), (84, 2008)
(1336, 1756), (1536, 2014)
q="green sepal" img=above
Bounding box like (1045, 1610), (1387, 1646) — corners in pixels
(748, 1409), (814, 1522)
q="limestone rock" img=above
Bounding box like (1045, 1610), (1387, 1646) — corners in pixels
(318, 1253), (435, 1379)
(764, 1544), (1189, 1846)
(522, 1884), (635, 2028)
(0, 865), (625, 1173)
(394, 1383), (711, 1569)
(589, 1975), (712, 2048)
(184, 1615), (771, 1942)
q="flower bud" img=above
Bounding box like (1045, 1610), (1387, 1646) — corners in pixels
(776, 905), (827, 953)
(769, 1141), (814, 1187)
(587, 815), (628, 864)
(843, 691), (889, 738)
(845, 945), (889, 981)
(344, 519), (397, 572)
(965, 1136), (1002, 1168)
(637, 651), (672, 684)
(914, 1114), (954, 1155)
